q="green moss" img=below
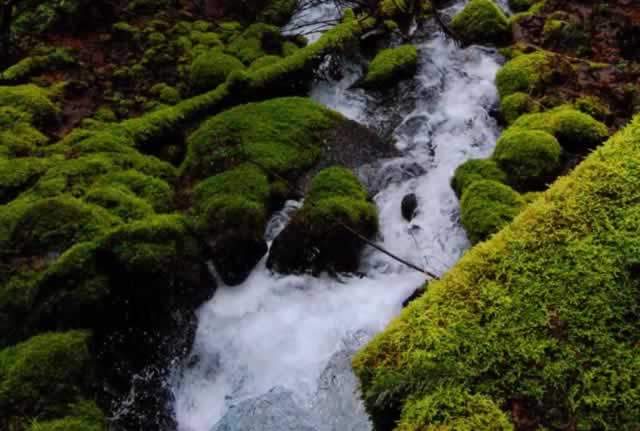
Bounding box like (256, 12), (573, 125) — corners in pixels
(8, 196), (120, 256)
(28, 400), (106, 431)
(574, 95), (611, 123)
(0, 331), (94, 420)
(542, 18), (567, 41)
(226, 23), (284, 65)
(1, 49), (74, 83)
(0, 84), (59, 126)
(92, 107), (117, 122)
(354, 115), (640, 431)
(510, 106), (609, 151)
(460, 179), (524, 244)
(95, 170), (173, 213)
(0, 157), (49, 203)
(182, 97), (341, 180)
(397, 387), (513, 431)
(450, 0), (511, 45)
(190, 50), (246, 92)
(0, 108), (48, 157)
(493, 130), (562, 189)
(500, 92), (538, 125)
(149, 83), (181, 105)
(451, 159), (507, 197)
(363, 45), (418, 88)
(250, 55), (282, 70)
(378, 0), (409, 18)
(495, 51), (554, 98)
(85, 186), (155, 221)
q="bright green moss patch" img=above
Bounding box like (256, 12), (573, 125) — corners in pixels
(354, 115), (640, 429)
(182, 97), (341, 180)
(493, 129), (562, 189)
(450, 0), (511, 45)
(0, 330), (94, 420)
(397, 387), (513, 431)
(495, 51), (554, 98)
(363, 45), (418, 88)
(0, 107), (48, 157)
(250, 55), (282, 70)
(510, 106), (609, 151)
(225, 23), (283, 65)
(190, 50), (245, 92)
(500, 91), (538, 125)
(1, 49), (74, 83)
(85, 186), (155, 221)
(460, 179), (524, 244)
(0, 157), (49, 203)
(95, 170), (173, 213)
(0, 84), (59, 126)
(451, 159), (507, 197)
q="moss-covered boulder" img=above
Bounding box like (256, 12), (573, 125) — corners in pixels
(500, 91), (538, 125)
(450, 0), (511, 46)
(225, 23), (284, 65)
(0, 157), (50, 204)
(0, 108), (48, 157)
(510, 106), (609, 151)
(451, 158), (507, 198)
(268, 167), (378, 274)
(460, 179), (524, 244)
(192, 165), (270, 285)
(189, 50), (246, 93)
(0, 331), (95, 424)
(363, 45), (418, 88)
(495, 51), (555, 98)
(493, 129), (562, 189)
(0, 84), (59, 126)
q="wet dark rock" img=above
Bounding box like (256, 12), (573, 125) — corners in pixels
(401, 193), (418, 221)
(209, 234), (268, 286)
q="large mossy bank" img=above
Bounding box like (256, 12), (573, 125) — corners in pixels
(353, 114), (640, 430)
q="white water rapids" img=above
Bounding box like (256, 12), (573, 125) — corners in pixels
(171, 2), (503, 430)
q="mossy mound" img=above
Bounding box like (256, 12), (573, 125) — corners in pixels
(0, 84), (59, 126)
(493, 129), (562, 190)
(397, 387), (513, 431)
(495, 51), (555, 98)
(225, 23), (284, 65)
(354, 115), (640, 430)
(182, 97), (341, 180)
(27, 400), (105, 431)
(451, 159), (507, 198)
(0, 107), (48, 158)
(500, 91), (538, 125)
(510, 106), (609, 151)
(1, 49), (74, 83)
(460, 179), (524, 244)
(450, 0), (511, 46)
(363, 45), (418, 88)
(0, 157), (50, 204)
(268, 167), (378, 274)
(85, 186), (155, 221)
(0, 330), (95, 422)
(192, 165), (270, 285)
(190, 50), (246, 93)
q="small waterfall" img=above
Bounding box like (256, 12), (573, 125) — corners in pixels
(171, 3), (503, 430)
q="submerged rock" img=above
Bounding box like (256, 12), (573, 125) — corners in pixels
(211, 387), (318, 431)
(401, 193), (418, 221)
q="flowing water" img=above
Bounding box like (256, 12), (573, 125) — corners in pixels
(171, 2), (504, 430)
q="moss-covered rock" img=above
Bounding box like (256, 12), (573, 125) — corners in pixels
(510, 106), (609, 151)
(225, 23), (284, 65)
(363, 45), (418, 88)
(149, 83), (181, 105)
(450, 0), (511, 46)
(495, 51), (554, 98)
(354, 115), (640, 430)
(249, 55), (282, 70)
(268, 167), (378, 274)
(94, 170), (173, 213)
(0, 330), (95, 422)
(189, 50), (246, 93)
(500, 91), (538, 125)
(181, 97), (341, 180)
(451, 158), (507, 197)
(85, 186), (155, 221)
(1, 49), (74, 83)
(27, 400), (105, 431)
(0, 157), (49, 204)
(192, 165), (270, 285)
(0, 107), (48, 157)
(493, 129), (562, 189)
(460, 179), (524, 244)
(0, 84), (59, 126)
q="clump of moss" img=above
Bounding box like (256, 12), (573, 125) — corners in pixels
(460, 179), (524, 244)
(250, 55), (282, 70)
(450, 0), (511, 45)
(0, 157), (49, 204)
(1, 49), (74, 83)
(493, 129), (562, 189)
(0, 330), (94, 421)
(95, 170), (173, 213)
(451, 158), (507, 197)
(149, 83), (181, 105)
(189, 50), (246, 93)
(397, 387), (513, 430)
(182, 97), (341, 180)
(500, 91), (538, 125)
(378, 0), (408, 18)
(85, 186), (155, 221)
(574, 95), (611, 123)
(0, 84), (59, 126)
(0, 107), (48, 157)
(27, 400), (105, 431)
(225, 23), (284, 65)
(510, 106), (609, 151)
(354, 116), (640, 430)
(363, 45), (418, 88)
(268, 166), (378, 274)
(495, 51), (554, 98)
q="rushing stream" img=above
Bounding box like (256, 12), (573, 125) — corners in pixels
(171, 2), (503, 430)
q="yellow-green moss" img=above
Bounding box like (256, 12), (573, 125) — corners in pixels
(354, 114), (640, 429)
(27, 400), (106, 431)
(500, 91), (538, 125)
(495, 51), (554, 98)
(363, 45), (418, 88)
(450, 0), (511, 45)
(0, 84), (59, 126)
(451, 159), (507, 197)
(190, 50), (246, 92)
